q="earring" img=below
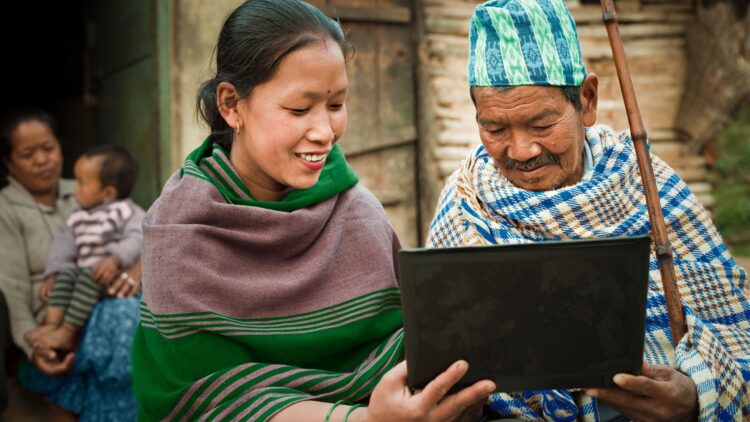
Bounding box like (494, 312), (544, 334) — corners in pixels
(236, 123), (241, 137)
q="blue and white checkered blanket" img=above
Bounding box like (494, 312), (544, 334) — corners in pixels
(427, 125), (750, 421)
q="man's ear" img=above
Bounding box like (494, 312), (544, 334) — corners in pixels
(216, 82), (241, 130)
(580, 73), (598, 127)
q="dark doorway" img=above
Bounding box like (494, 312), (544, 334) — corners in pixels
(0, 0), (95, 179)
(1, 0), (170, 208)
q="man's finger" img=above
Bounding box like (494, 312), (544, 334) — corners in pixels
(612, 373), (661, 398)
(641, 362), (674, 381)
(586, 386), (651, 411)
(589, 386), (667, 422)
(417, 360), (469, 406)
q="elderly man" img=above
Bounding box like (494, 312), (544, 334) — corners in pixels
(427, 0), (750, 421)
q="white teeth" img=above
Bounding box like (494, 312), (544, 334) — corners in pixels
(299, 153), (327, 162)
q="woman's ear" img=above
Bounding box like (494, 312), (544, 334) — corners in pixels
(580, 73), (598, 127)
(216, 82), (241, 130)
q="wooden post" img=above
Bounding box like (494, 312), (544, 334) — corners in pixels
(600, 0), (687, 346)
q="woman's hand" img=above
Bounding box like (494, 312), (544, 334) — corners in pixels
(585, 362), (698, 422)
(106, 259), (141, 298)
(358, 360), (495, 422)
(31, 346), (76, 376)
(92, 255), (120, 284)
(39, 275), (55, 304)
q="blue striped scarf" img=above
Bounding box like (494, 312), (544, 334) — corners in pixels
(427, 125), (750, 421)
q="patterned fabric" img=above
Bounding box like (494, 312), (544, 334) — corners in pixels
(45, 199), (145, 277)
(49, 268), (107, 328)
(132, 139), (404, 421)
(68, 200), (136, 267)
(468, 0), (586, 87)
(427, 125), (750, 421)
(21, 297), (141, 422)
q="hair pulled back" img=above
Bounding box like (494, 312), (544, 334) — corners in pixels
(0, 108), (59, 188)
(197, 0), (351, 149)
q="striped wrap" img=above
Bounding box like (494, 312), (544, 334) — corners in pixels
(427, 125), (750, 421)
(132, 141), (404, 421)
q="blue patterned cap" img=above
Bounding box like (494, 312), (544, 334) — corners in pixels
(468, 0), (587, 87)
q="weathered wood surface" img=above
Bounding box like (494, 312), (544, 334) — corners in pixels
(312, 0), (421, 246)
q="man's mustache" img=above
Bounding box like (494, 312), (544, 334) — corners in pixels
(503, 151), (560, 171)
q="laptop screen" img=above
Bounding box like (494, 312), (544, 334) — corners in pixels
(399, 236), (651, 392)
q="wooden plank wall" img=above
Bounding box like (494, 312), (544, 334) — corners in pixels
(416, 0), (711, 239)
(311, 0), (421, 246)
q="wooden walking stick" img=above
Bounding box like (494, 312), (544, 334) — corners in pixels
(600, 0), (687, 346)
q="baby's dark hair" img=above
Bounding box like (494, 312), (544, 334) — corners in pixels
(82, 145), (139, 199)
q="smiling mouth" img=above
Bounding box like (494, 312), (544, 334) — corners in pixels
(296, 153), (329, 163)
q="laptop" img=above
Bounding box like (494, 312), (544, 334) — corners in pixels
(398, 235), (651, 392)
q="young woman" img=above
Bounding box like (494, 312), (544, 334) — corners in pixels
(131, 1), (494, 421)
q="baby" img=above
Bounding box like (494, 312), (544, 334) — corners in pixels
(25, 145), (144, 353)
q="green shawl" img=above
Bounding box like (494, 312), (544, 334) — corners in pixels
(132, 139), (404, 421)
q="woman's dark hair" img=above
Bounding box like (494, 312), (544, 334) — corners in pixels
(197, 0), (352, 149)
(83, 145), (139, 199)
(0, 108), (60, 188)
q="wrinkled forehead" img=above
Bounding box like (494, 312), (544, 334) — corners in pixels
(473, 85), (577, 129)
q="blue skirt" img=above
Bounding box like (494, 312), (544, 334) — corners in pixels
(20, 296), (140, 422)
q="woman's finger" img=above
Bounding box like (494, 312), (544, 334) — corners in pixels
(38, 352), (76, 376)
(433, 379), (495, 421)
(417, 360), (470, 407)
(377, 360), (408, 390)
(108, 278), (130, 298)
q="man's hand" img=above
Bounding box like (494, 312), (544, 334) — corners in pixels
(91, 255), (120, 284)
(31, 346), (75, 377)
(586, 361), (698, 422)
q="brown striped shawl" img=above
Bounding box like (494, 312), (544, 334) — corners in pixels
(132, 170), (405, 421)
